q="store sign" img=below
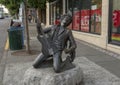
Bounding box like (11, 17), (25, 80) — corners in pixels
(71, 10), (90, 31)
(81, 10), (90, 32)
(113, 10), (120, 28)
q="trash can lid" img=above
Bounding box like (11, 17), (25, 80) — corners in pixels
(8, 26), (24, 31)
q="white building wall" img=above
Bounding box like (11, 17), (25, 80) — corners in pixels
(46, 2), (50, 26)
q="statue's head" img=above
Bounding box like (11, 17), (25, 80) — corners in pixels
(60, 11), (72, 27)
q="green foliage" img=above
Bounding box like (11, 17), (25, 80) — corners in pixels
(0, 0), (57, 16)
(0, 0), (6, 5)
(28, 0), (56, 9)
(0, 0), (22, 16)
(28, 0), (46, 9)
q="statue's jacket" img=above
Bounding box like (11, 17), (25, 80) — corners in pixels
(39, 25), (77, 54)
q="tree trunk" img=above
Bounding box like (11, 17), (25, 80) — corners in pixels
(37, 8), (42, 22)
(24, 0), (30, 53)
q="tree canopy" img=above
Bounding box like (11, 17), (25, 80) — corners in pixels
(0, 0), (56, 16)
(0, 0), (21, 16)
(28, 0), (56, 9)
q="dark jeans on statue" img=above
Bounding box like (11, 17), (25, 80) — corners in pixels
(33, 51), (62, 73)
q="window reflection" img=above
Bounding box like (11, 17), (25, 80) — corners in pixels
(111, 0), (120, 43)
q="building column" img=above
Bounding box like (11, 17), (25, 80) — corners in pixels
(63, 0), (66, 14)
(53, 5), (56, 24)
(101, 0), (109, 48)
(46, 2), (50, 26)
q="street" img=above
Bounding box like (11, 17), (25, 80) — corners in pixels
(0, 19), (10, 61)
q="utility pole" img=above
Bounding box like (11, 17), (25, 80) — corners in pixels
(24, 0), (30, 53)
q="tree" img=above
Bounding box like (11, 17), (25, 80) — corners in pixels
(0, 0), (56, 17)
(28, 0), (55, 8)
(23, 0), (30, 53)
(24, 0), (57, 53)
(0, 0), (21, 18)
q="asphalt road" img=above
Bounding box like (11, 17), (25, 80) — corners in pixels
(0, 19), (10, 62)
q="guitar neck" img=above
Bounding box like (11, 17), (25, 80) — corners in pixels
(36, 19), (45, 35)
(34, 12), (45, 35)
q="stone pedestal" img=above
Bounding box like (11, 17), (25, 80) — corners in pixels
(23, 64), (83, 85)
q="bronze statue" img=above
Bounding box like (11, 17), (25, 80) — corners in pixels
(33, 11), (77, 73)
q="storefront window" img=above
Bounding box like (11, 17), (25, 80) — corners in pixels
(110, 0), (120, 45)
(55, 1), (63, 25)
(68, 0), (102, 34)
(72, 0), (81, 31)
(49, 0), (102, 35)
(49, 0), (63, 25)
(90, 0), (102, 34)
(80, 0), (91, 32)
(68, 0), (73, 10)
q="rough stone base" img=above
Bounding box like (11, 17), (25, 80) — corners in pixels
(23, 64), (83, 85)
(3, 57), (120, 85)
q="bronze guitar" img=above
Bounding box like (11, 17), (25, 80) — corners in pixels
(34, 12), (54, 56)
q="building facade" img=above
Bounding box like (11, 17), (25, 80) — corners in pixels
(46, 0), (120, 54)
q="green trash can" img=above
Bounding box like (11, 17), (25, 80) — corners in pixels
(8, 27), (23, 50)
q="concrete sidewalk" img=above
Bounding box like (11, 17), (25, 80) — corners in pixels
(1, 22), (120, 85)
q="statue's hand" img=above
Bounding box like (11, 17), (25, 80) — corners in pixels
(64, 49), (70, 54)
(64, 50), (76, 62)
(69, 51), (76, 62)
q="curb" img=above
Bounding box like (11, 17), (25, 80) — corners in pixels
(0, 37), (9, 85)
(4, 38), (9, 50)
(76, 39), (120, 58)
